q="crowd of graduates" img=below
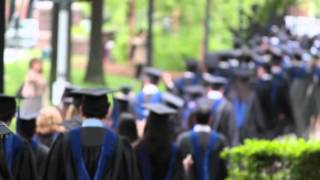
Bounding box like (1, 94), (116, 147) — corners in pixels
(0, 25), (320, 180)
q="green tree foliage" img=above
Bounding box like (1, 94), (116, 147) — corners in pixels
(76, 0), (300, 71)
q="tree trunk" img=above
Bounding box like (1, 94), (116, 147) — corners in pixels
(26, 0), (34, 18)
(127, 0), (136, 62)
(66, 3), (72, 82)
(49, 3), (59, 99)
(127, 0), (136, 36)
(84, 0), (104, 84)
(202, 0), (211, 62)
(172, 8), (180, 33)
(146, 0), (154, 67)
(8, 0), (15, 22)
(0, 0), (5, 93)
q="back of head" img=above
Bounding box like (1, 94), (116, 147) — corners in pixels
(142, 104), (176, 155)
(0, 96), (16, 123)
(17, 117), (36, 140)
(195, 103), (211, 125)
(36, 106), (63, 134)
(82, 95), (109, 119)
(118, 113), (138, 143)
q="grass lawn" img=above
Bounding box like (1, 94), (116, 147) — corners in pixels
(5, 57), (142, 96)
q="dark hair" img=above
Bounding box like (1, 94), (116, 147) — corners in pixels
(118, 113), (138, 143)
(82, 96), (110, 119)
(17, 119), (36, 140)
(140, 114), (173, 178)
(195, 105), (211, 125)
(0, 100), (16, 123)
(29, 58), (42, 69)
(143, 114), (173, 152)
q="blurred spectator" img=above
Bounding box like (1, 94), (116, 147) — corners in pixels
(19, 58), (48, 117)
(131, 30), (147, 79)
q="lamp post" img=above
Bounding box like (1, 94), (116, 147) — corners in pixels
(52, 0), (72, 105)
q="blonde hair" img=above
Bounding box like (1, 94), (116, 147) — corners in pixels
(36, 106), (64, 134)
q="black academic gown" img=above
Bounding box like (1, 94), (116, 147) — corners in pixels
(196, 97), (237, 146)
(227, 82), (266, 145)
(135, 142), (185, 180)
(30, 140), (49, 179)
(271, 73), (294, 135)
(34, 133), (58, 149)
(177, 130), (227, 180)
(255, 78), (276, 138)
(289, 76), (315, 137)
(43, 127), (140, 180)
(4, 134), (37, 180)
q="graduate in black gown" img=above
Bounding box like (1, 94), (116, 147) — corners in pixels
(112, 85), (135, 129)
(177, 103), (227, 180)
(198, 73), (237, 146)
(182, 85), (204, 129)
(0, 95), (37, 180)
(171, 60), (202, 95)
(135, 103), (185, 180)
(43, 88), (140, 180)
(227, 69), (266, 144)
(16, 113), (49, 179)
(255, 59), (276, 138)
(162, 92), (185, 136)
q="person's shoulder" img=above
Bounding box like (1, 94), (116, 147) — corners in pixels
(37, 142), (50, 154)
(214, 132), (228, 149)
(176, 131), (192, 145)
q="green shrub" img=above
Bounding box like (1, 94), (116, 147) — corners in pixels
(221, 138), (320, 180)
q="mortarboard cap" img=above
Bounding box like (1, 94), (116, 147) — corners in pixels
(232, 68), (255, 79)
(61, 85), (79, 103)
(203, 73), (228, 86)
(72, 88), (117, 118)
(238, 51), (253, 63)
(115, 96), (130, 113)
(184, 85), (204, 99)
(120, 85), (132, 95)
(143, 67), (162, 84)
(71, 88), (116, 97)
(162, 92), (184, 109)
(143, 103), (177, 116)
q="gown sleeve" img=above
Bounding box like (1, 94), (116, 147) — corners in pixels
(42, 134), (71, 180)
(110, 138), (141, 180)
(12, 142), (37, 180)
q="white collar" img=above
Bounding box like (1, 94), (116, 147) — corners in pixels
(207, 90), (223, 100)
(184, 72), (195, 79)
(82, 118), (105, 128)
(261, 74), (272, 81)
(193, 124), (211, 133)
(142, 84), (159, 95)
